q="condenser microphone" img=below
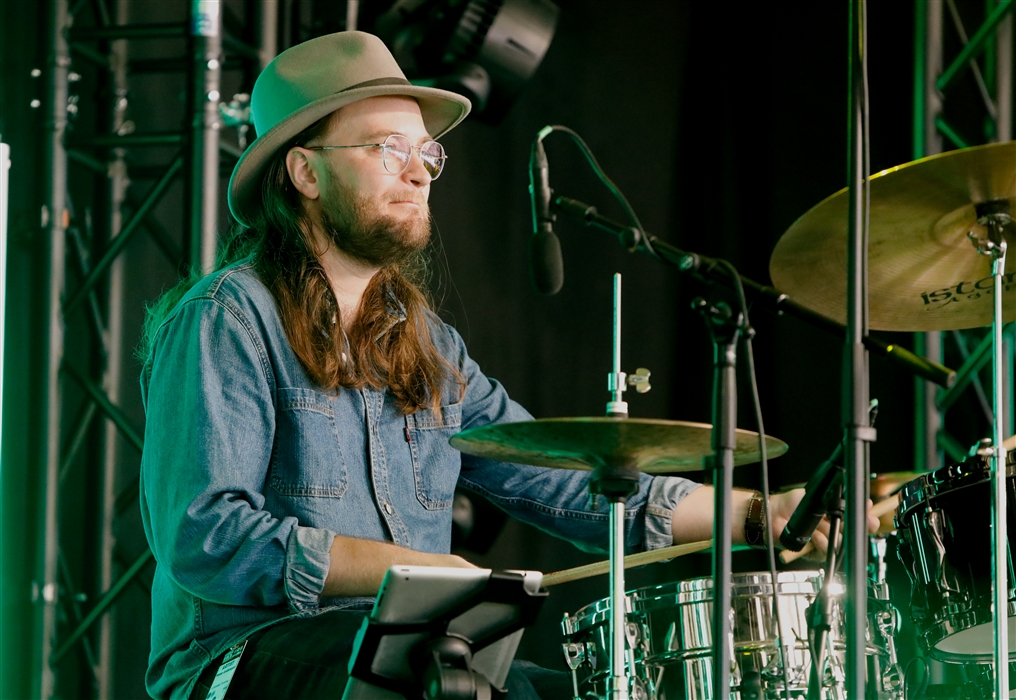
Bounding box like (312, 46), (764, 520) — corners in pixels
(779, 441), (845, 552)
(528, 138), (564, 295)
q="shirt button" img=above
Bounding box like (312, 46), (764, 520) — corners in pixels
(383, 502), (393, 514)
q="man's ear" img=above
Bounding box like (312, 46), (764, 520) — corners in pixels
(286, 147), (321, 200)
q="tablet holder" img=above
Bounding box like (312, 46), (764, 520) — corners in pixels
(346, 570), (547, 700)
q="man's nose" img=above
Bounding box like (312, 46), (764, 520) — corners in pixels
(401, 149), (432, 188)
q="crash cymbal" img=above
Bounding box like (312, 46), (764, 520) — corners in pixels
(770, 141), (1016, 331)
(449, 417), (788, 473)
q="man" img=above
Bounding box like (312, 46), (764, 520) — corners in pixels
(140, 32), (857, 700)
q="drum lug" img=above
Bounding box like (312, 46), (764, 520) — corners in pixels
(880, 662), (905, 697)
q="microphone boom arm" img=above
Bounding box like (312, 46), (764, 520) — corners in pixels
(550, 195), (956, 388)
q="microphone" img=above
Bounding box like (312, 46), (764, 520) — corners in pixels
(528, 138), (564, 295)
(779, 441), (845, 552)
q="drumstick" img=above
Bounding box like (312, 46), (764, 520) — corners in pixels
(542, 539), (713, 587)
(779, 494), (901, 564)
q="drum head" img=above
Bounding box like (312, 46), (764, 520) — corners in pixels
(933, 617), (1016, 662)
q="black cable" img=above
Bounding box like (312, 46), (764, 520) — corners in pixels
(904, 657), (929, 698)
(535, 125), (659, 259)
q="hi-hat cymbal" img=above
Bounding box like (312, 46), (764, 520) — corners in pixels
(770, 141), (1016, 332)
(449, 417), (788, 473)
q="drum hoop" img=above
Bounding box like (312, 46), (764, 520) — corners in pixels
(897, 456), (1015, 522)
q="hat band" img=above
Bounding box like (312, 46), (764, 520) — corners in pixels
(339, 76), (413, 93)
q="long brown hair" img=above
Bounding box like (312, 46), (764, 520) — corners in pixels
(141, 113), (461, 414)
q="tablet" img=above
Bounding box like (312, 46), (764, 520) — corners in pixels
(342, 566), (545, 699)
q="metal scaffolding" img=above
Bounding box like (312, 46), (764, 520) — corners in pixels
(913, 0), (1015, 475)
(31, 1), (278, 697)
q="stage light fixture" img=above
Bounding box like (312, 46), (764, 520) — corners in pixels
(374, 0), (559, 124)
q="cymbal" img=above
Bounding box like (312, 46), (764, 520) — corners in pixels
(449, 417), (788, 473)
(870, 471), (925, 498)
(770, 141), (1016, 331)
(780, 470), (924, 497)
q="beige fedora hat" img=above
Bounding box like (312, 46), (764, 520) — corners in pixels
(228, 31), (472, 225)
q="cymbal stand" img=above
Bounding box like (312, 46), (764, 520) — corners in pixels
(598, 272), (638, 700)
(970, 200), (1011, 699)
(692, 296), (742, 700)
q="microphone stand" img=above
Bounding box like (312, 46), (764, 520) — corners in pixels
(692, 297), (741, 700)
(807, 475), (844, 700)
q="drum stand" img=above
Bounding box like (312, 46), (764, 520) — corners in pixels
(971, 201), (1010, 699)
(692, 296), (743, 700)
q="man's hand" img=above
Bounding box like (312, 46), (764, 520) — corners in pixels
(670, 485), (880, 560)
(323, 536), (477, 597)
(769, 488), (880, 561)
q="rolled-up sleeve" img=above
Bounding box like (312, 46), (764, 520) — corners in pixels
(140, 296), (335, 612)
(643, 475), (704, 551)
(437, 321), (702, 554)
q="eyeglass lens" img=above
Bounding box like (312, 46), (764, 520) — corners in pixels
(382, 134), (446, 179)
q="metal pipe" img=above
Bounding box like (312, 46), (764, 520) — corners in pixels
(346, 0), (359, 31)
(63, 155), (183, 314)
(607, 502), (627, 700)
(936, 0), (1014, 92)
(258, 0), (279, 71)
(57, 401), (97, 484)
(935, 115), (971, 148)
(944, 0), (998, 118)
(948, 329), (995, 422)
(69, 22), (187, 41)
(845, 1), (872, 696)
(937, 329), (996, 411)
(914, 0), (943, 475)
(992, 247), (1010, 698)
(97, 3), (130, 691)
(50, 548), (155, 665)
(998, 1), (1013, 141)
(34, 0), (70, 696)
(189, 0), (222, 275)
(64, 364), (144, 453)
(607, 273), (626, 417)
(71, 132), (184, 148)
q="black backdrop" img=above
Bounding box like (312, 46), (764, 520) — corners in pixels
(4, 0), (987, 696)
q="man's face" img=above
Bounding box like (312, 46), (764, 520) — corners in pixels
(308, 96), (434, 267)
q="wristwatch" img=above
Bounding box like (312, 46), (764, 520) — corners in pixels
(744, 491), (767, 549)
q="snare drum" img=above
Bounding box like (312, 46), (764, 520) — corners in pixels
(895, 454), (1016, 662)
(562, 572), (902, 700)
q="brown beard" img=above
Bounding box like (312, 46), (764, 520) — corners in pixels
(320, 174), (431, 267)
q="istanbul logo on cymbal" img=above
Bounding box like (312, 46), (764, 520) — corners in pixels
(920, 272), (1016, 307)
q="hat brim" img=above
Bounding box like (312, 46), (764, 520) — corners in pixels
(227, 84), (471, 226)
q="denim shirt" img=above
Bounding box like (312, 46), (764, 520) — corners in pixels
(139, 262), (702, 700)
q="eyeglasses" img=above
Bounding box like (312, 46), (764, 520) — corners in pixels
(307, 134), (447, 180)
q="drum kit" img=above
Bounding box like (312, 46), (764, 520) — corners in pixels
(451, 138), (1016, 700)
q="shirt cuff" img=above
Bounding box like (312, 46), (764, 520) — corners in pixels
(643, 476), (704, 551)
(283, 525), (336, 612)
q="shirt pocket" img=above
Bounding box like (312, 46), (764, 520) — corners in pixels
(270, 387), (348, 498)
(406, 402), (463, 510)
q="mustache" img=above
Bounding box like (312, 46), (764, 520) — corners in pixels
(384, 192), (427, 206)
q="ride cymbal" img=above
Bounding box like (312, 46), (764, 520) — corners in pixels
(449, 417), (788, 473)
(770, 141), (1016, 332)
